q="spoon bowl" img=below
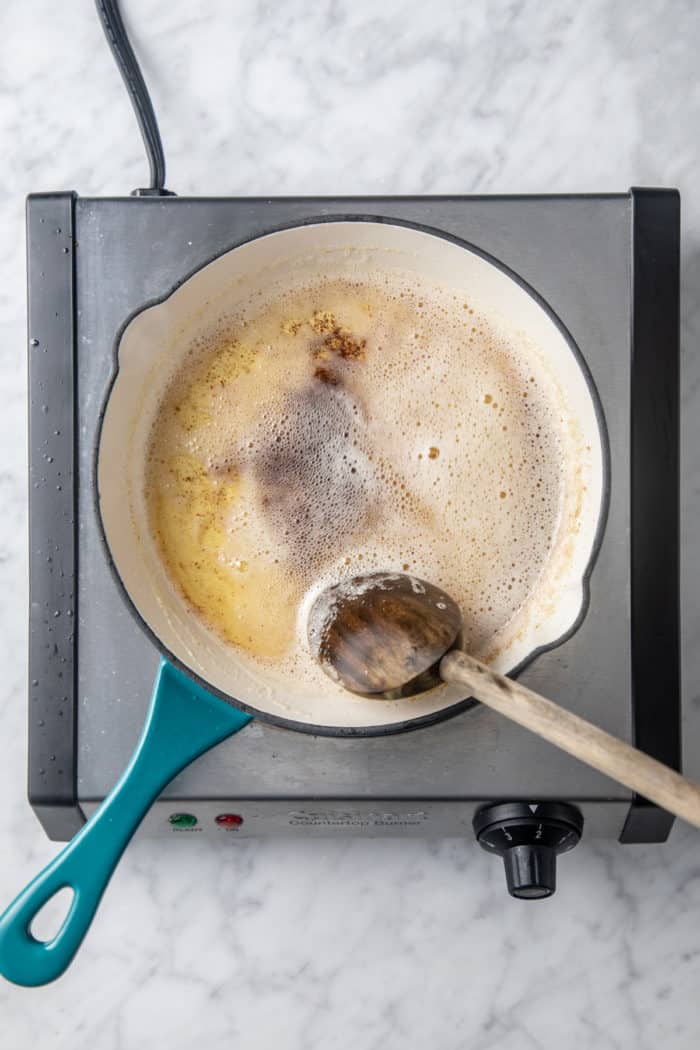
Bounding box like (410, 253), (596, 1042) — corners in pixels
(307, 572), (462, 696)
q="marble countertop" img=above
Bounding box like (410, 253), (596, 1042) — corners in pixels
(1, 0), (699, 1046)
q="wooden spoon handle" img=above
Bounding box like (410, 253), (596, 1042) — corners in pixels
(441, 650), (700, 830)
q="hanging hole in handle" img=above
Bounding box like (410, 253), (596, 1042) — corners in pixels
(29, 886), (75, 943)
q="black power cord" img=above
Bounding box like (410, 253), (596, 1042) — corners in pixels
(95, 0), (175, 195)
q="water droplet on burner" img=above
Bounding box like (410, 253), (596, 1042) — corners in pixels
(61, 247), (69, 254)
(30, 338), (39, 347)
(37, 719), (44, 727)
(50, 754), (56, 762)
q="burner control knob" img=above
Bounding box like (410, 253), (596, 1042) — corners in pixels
(473, 801), (583, 900)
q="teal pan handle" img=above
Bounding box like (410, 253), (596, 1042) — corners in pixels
(0, 660), (251, 987)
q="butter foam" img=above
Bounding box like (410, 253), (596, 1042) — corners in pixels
(145, 273), (572, 687)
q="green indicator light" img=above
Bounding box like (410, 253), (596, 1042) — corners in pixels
(168, 812), (197, 827)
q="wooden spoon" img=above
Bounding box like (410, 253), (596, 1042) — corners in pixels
(308, 572), (700, 830)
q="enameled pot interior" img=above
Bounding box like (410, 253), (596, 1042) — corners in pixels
(97, 220), (606, 732)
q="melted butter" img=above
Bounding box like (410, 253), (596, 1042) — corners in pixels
(150, 457), (298, 659)
(145, 276), (569, 679)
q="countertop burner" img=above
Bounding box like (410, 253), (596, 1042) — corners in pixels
(27, 190), (680, 851)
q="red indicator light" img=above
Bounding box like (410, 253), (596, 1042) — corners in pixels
(215, 813), (243, 828)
